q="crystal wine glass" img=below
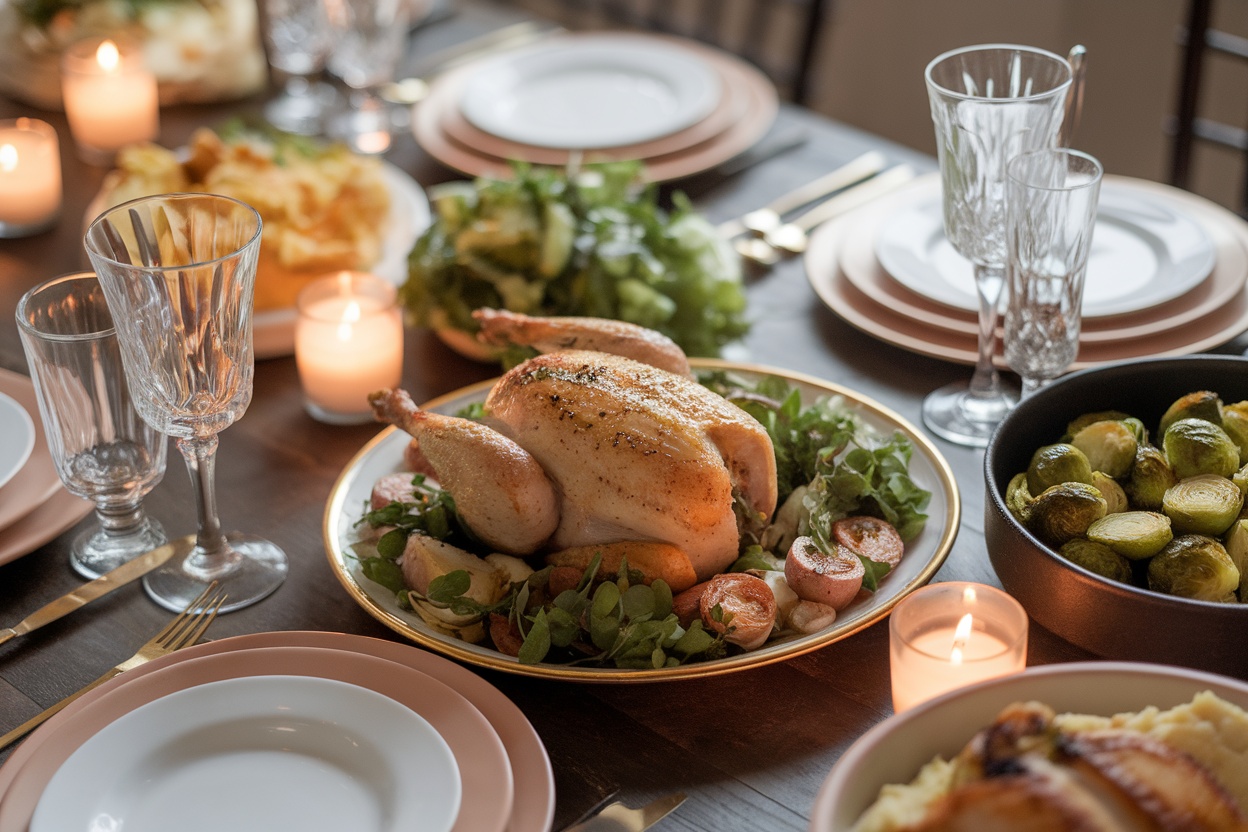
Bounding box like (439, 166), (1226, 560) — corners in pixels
(1004, 148), (1103, 398)
(16, 271), (168, 579)
(325, 0), (411, 154)
(261, 0), (338, 135)
(922, 44), (1073, 446)
(84, 194), (288, 613)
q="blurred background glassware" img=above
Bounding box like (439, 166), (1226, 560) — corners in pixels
(15, 271), (168, 579)
(1004, 148), (1103, 399)
(260, 0), (338, 135)
(324, 0), (411, 154)
(84, 194), (288, 613)
(922, 44), (1073, 447)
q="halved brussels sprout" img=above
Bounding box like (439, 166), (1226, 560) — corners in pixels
(1058, 538), (1133, 583)
(1222, 519), (1248, 601)
(1064, 410), (1132, 441)
(1091, 471), (1128, 515)
(1162, 474), (1245, 536)
(1162, 418), (1240, 479)
(1220, 402), (1248, 465)
(1026, 443), (1094, 495)
(1233, 463), (1248, 499)
(1071, 420), (1138, 479)
(1124, 445), (1177, 511)
(1085, 511), (1173, 560)
(1158, 391), (1223, 439)
(1147, 534), (1240, 602)
(1026, 482), (1108, 546)
(1122, 417), (1149, 446)
(1005, 472), (1033, 524)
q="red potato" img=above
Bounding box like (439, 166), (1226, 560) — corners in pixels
(370, 472), (420, 510)
(672, 581), (709, 628)
(698, 573), (777, 651)
(833, 516), (904, 568)
(785, 536), (864, 610)
(402, 438), (440, 480)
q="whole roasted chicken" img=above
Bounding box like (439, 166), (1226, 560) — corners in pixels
(369, 310), (778, 589)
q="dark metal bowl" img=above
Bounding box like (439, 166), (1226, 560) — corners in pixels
(984, 355), (1248, 677)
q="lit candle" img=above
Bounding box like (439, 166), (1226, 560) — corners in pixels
(889, 582), (1028, 713)
(296, 272), (404, 424)
(0, 118), (62, 237)
(61, 38), (160, 165)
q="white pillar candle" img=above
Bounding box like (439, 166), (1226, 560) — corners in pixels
(0, 118), (62, 237)
(61, 38), (160, 165)
(296, 272), (404, 424)
(889, 582), (1028, 713)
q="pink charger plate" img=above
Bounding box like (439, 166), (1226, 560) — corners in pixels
(0, 637), (550, 832)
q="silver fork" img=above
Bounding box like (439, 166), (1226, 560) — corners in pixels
(0, 582), (226, 751)
(563, 792), (687, 831)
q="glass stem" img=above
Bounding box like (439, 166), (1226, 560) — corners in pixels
(969, 263), (1006, 400)
(94, 498), (146, 536)
(177, 436), (230, 565)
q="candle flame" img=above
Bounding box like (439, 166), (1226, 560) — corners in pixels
(96, 40), (120, 72)
(949, 613), (974, 665)
(337, 300), (362, 341)
(0, 144), (16, 172)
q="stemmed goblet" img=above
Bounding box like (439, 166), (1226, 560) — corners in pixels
(922, 44), (1073, 446)
(325, 0), (411, 154)
(260, 0), (338, 135)
(84, 194), (288, 613)
(1004, 148), (1103, 398)
(16, 272), (168, 579)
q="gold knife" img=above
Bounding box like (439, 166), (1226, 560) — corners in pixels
(564, 793), (687, 832)
(0, 535), (193, 647)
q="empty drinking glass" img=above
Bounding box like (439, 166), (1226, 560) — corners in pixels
(85, 194), (288, 613)
(1004, 148), (1103, 398)
(325, 0), (411, 153)
(923, 44), (1073, 446)
(16, 271), (168, 579)
(261, 0), (338, 135)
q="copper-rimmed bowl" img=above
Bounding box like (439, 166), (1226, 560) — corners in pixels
(984, 354), (1248, 677)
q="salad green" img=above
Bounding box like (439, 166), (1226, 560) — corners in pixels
(354, 373), (931, 667)
(401, 162), (749, 362)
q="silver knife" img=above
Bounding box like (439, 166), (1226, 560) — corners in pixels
(565, 793), (687, 832)
(0, 535), (193, 647)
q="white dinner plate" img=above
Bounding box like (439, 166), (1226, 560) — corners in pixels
(323, 360), (960, 682)
(874, 176), (1217, 319)
(0, 392), (34, 491)
(252, 162), (430, 358)
(30, 675), (462, 832)
(458, 35), (721, 149)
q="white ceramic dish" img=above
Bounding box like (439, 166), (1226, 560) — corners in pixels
(31, 674), (461, 832)
(458, 35), (721, 149)
(0, 391), (34, 491)
(323, 360), (960, 682)
(808, 661), (1248, 831)
(874, 176), (1217, 319)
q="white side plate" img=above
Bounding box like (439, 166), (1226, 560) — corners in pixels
(874, 177), (1218, 319)
(0, 392), (34, 491)
(458, 35), (721, 149)
(31, 675), (461, 832)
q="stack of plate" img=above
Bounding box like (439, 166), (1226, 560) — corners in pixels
(805, 172), (1248, 369)
(0, 369), (92, 566)
(0, 631), (555, 832)
(413, 32), (780, 182)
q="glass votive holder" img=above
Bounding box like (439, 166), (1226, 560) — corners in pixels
(0, 118), (62, 238)
(296, 271), (403, 424)
(889, 581), (1028, 713)
(61, 37), (159, 165)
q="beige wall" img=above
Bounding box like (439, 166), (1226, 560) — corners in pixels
(808, 0), (1247, 214)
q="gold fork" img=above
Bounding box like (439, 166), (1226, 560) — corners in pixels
(0, 582), (226, 751)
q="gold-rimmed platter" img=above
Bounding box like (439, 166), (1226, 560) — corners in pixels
(323, 360), (960, 682)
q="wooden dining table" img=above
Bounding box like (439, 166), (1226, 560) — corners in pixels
(3, 3), (1246, 829)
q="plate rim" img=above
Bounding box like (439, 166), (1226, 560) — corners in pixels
(322, 358), (961, 683)
(874, 174), (1219, 318)
(0, 391), (34, 491)
(458, 34), (722, 149)
(30, 673), (463, 832)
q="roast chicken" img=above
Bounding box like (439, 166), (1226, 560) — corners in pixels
(368, 311), (778, 585)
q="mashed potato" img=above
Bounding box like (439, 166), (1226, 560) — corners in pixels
(852, 691), (1248, 831)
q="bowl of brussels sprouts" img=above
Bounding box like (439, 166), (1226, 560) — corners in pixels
(985, 354), (1248, 677)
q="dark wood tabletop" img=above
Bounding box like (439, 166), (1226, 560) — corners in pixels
(3, 4), (1243, 830)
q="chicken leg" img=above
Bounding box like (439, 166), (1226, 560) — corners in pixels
(368, 388), (559, 555)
